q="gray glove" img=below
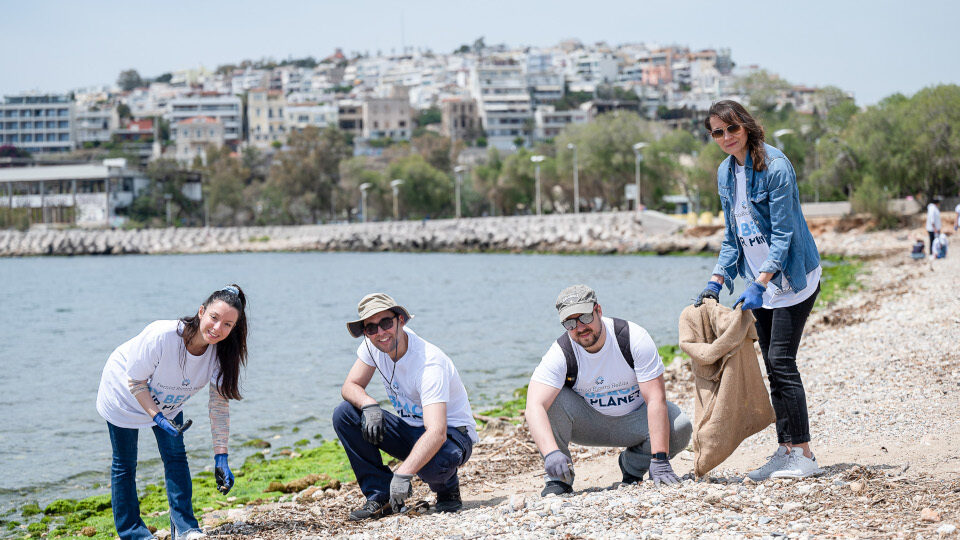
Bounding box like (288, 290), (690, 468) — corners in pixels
(544, 450), (574, 484)
(649, 458), (680, 486)
(389, 473), (414, 511)
(360, 404), (383, 445)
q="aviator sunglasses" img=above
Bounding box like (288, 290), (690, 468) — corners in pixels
(709, 123), (743, 139)
(363, 316), (396, 336)
(562, 310), (595, 331)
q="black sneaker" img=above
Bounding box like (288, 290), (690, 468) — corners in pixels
(435, 487), (462, 513)
(348, 499), (393, 521)
(540, 480), (573, 497)
(619, 453), (646, 484)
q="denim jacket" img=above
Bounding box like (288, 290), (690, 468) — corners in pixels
(713, 143), (820, 293)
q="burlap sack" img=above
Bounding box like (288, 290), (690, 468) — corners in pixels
(679, 299), (776, 477)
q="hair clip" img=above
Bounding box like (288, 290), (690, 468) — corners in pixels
(221, 285), (240, 295)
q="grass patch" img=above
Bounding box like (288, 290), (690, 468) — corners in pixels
(657, 344), (687, 367)
(29, 440), (354, 540)
(248, 235), (271, 242)
(476, 385), (528, 425)
(816, 257), (864, 308)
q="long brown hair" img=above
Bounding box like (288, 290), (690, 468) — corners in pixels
(179, 284), (248, 400)
(704, 100), (768, 172)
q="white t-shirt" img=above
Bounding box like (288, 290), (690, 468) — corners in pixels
(954, 204), (960, 227)
(358, 327), (478, 443)
(927, 203), (941, 232)
(734, 164), (822, 309)
(97, 320), (221, 429)
(531, 317), (664, 417)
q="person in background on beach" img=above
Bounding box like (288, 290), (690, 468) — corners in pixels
(911, 238), (927, 260)
(96, 285), (248, 540)
(954, 200), (960, 231)
(525, 285), (692, 497)
(927, 197), (942, 255)
(695, 100), (823, 480)
(332, 293), (477, 520)
(932, 232), (948, 259)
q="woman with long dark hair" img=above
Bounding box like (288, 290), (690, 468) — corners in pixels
(695, 100), (823, 480)
(96, 285), (248, 539)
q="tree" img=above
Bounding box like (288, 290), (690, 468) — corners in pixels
(117, 69), (144, 91)
(416, 107), (442, 126)
(116, 103), (132, 120)
(203, 146), (252, 226)
(265, 126), (352, 223)
(387, 155), (453, 218)
(410, 132), (455, 173)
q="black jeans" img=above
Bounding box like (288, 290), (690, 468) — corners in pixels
(753, 283), (819, 445)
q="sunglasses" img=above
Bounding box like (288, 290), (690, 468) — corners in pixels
(709, 124), (743, 139)
(363, 316), (396, 336)
(562, 310), (595, 331)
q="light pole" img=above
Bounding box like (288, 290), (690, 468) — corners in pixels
(390, 179), (404, 220)
(773, 128), (795, 150)
(567, 143), (579, 214)
(530, 155), (545, 216)
(359, 182), (372, 223)
(454, 166), (466, 219)
(632, 142), (649, 212)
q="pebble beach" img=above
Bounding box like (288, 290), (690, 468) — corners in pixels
(187, 224), (959, 539)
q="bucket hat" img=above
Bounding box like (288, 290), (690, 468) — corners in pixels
(346, 293), (414, 338)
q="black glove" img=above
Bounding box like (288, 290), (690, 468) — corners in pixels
(695, 281), (722, 307)
(360, 404), (384, 445)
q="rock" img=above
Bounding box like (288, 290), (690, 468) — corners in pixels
(704, 493), (722, 505)
(80, 526), (97, 537)
(937, 524), (956, 536)
(759, 516), (774, 525)
(796, 484), (815, 496)
(782, 502), (802, 513)
(155, 529), (171, 540)
(849, 481), (864, 494)
(511, 494), (526, 511)
(921, 508), (942, 522)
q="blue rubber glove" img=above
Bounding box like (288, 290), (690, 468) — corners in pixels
(544, 450), (574, 485)
(649, 458), (680, 486)
(215, 453), (234, 495)
(695, 280), (722, 307)
(153, 412), (191, 437)
(734, 281), (766, 311)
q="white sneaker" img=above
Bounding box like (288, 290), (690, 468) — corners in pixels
(770, 447), (823, 478)
(178, 530), (207, 540)
(746, 446), (790, 481)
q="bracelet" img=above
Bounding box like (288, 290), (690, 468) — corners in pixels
(752, 280), (768, 290)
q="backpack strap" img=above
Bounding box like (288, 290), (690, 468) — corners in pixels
(556, 333), (578, 388)
(612, 317), (634, 369)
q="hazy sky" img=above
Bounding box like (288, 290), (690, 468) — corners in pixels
(1, 0), (957, 105)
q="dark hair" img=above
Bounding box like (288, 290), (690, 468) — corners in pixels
(179, 284), (248, 400)
(704, 100), (768, 172)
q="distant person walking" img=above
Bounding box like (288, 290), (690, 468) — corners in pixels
(695, 100), (823, 480)
(96, 285), (248, 540)
(954, 200), (959, 231)
(927, 197), (942, 254)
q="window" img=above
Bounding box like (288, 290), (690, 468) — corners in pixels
(21, 122), (30, 129)
(59, 133), (69, 141)
(22, 134), (31, 142)
(9, 134), (17, 142)
(46, 121), (56, 129)
(47, 133), (57, 141)
(209, 129), (214, 137)
(59, 121), (69, 129)
(59, 109), (68, 117)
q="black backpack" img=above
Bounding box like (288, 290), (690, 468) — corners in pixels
(556, 317), (634, 388)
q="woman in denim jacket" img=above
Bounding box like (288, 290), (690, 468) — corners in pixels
(695, 100), (823, 480)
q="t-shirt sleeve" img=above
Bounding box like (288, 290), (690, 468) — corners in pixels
(530, 342), (568, 389)
(418, 355), (451, 408)
(628, 322), (664, 383)
(124, 322), (167, 381)
(356, 339), (377, 367)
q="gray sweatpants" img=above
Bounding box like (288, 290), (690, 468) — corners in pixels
(546, 387), (692, 482)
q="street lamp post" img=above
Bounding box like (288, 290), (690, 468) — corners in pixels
(530, 155), (545, 216)
(632, 142), (649, 213)
(773, 128), (795, 150)
(454, 166), (466, 219)
(359, 182), (372, 223)
(567, 143), (579, 214)
(390, 179), (404, 220)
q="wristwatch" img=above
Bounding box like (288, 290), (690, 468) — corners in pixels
(652, 452), (668, 461)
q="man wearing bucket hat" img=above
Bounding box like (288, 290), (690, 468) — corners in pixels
(525, 285), (692, 496)
(332, 293), (478, 521)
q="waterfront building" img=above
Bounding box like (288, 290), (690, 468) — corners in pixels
(174, 117), (225, 164)
(361, 88), (412, 140)
(75, 106), (120, 146)
(337, 99), (364, 137)
(248, 89), (287, 148)
(284, 102), (339, 133)
(470, 59), (533, 149)
(0, 94), (76, 154)
(440, 96), (480, 143)
(533, 105), (588, 141)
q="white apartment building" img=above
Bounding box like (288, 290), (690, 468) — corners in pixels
(230, 68), (270, 95)
(75, 107), (119, 145)
(0, 94), (75, 154)
(574, 52), (619, 85)
(174, 116), (225, 164)
(470, 61), (533, 149)
(533, 105), (588, 141)
(167, 94), (242, 144)
(284, 102), (338, 133)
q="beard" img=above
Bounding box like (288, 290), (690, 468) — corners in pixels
(573, 327), (600, 349)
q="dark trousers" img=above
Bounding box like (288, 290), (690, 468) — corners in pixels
(753, 284), (819, 445)
(929, 230), (937, 254)
(332, 401), (473, 503)
(107, 412), (200, 540)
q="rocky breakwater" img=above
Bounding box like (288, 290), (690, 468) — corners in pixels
(0, 211), (707, 257)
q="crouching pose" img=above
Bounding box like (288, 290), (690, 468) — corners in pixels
(525, 285), (692, 496)
(96, 285), (248, 540)
(333, 293), (478, 521)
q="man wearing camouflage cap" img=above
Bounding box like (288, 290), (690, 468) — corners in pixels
(332, 293), (478, 520)
(525, 285), (692, 496)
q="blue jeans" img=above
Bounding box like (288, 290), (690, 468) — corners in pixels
(107, 412), (201, 540)
(332, 401), (473, 503)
